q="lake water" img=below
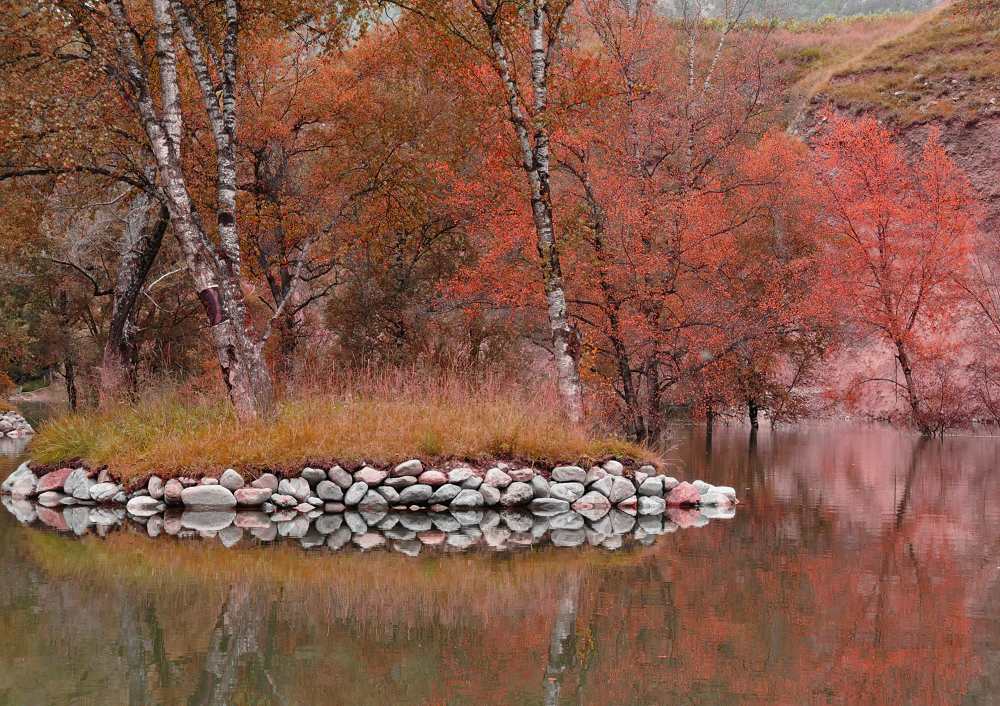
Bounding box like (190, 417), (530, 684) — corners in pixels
(1, 422), (999, 705)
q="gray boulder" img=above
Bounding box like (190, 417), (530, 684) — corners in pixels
(429, 483), (462, 504)
(399, 484), (433, 505)
(63, 469), (91, 499)
(251, 473), (278, 491)
(384, 475), (417, 489)
(317, 480), (344, 501)
(359, 490), (389, 511)
(551, 465), (586, 483)
(483, 467), (512, 488)
(300, 467), (327, 486)
(278, 477), (311, 501)
(148, 475), (165, 499)
(327, 466), (354, 489)
(180, 485), (237, 508)
(89, 482), (120, 502)
(393, 459), (423, 477)
(500, 481), (533, 507)
(2, 463), (36, 494)
(344, 481), (369, 506)
(450, 489), (485, 508)
(530, 475), (550, 498)
(37, 491), (63, 507)
(219, 469), (244, 491)
(447, 467), (475, 484)
(638, 477), (665, 497)
(376, 486), (400, 503)
(549, 482), (585, 503)
(480, 484), (501, 506)
(602, 459), (624, 475)
(529, 497), (570, 514)
(126, 496), (163, 517)
(234, 488), (272, 506)
(271, 492), (298, 509)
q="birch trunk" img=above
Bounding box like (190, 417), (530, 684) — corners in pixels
(484, 0), (584, 422)
(108, 0), (273, 420)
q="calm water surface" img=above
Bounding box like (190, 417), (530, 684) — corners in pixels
(1, 423), (999, 705)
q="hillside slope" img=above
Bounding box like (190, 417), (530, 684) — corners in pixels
(800, 1), (1000, 231)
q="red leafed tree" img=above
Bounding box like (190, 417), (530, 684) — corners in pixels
(815, 115), (977, 435)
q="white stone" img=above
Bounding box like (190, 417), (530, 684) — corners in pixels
(180, 485), (237, 508)
(393, 459), (423, 477)
(219, 469), (245, 491)
(549, 482), (585, 503)
(483, 467), (512, 488)
(551, 466), (586, 483)
(602, 460), (624, 475)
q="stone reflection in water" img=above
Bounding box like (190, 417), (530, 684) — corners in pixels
(0, 495), (733, 553)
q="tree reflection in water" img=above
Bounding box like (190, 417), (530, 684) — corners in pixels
(1, 423), (999, 704)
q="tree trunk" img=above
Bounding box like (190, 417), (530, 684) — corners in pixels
(895, 340), (930, 435)
(483, 3), (584, 423)
(58, 290), (78, 411)
(108, 0), (274, 421)
(747, 398), (759, 430)
(100, 199), (169, 402)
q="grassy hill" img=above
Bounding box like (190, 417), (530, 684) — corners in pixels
(811, 0), (1000, 125)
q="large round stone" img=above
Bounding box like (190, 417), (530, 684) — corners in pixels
(355, 466), (388, 485)
(499, 481), (533, 507)
(36, 468), (74, 494)
(450, 489), (484, 508)
(549, 482), (585, 503)
(393, 459), (423, 477)
(278, 477), (311, 501)
(234, 487), (272, 506)
(666, 481), (700, 507)
(483, 467), (512, 488)
(344, 481), (369, 506)
(551, 466), (586, 483)
(316, 480), (344, 501)
(219, 469), (245, 491)
(399, 484), (433, 504)
(180, 485), (237, 508)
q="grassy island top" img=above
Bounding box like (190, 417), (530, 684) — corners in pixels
(29, 371), (655, 484)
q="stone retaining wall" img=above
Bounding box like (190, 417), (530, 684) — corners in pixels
(1, 459), (738, 553)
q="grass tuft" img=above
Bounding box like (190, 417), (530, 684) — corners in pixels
(29, 368), (656, 484)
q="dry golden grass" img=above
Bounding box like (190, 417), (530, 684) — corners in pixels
(30, 368), (655, 483)
(816, 2), (1000, 125)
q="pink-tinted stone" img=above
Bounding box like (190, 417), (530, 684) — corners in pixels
(37, 506), (69, 531)
(508, 468), (535, 482)
(163, 479), (184, 504)
(666, 481), (700, 507)
(36, 468), (74, 494)
(355, 466), (388, 485)
(418, 470), (448, 487)
(234, 487), (272, 506)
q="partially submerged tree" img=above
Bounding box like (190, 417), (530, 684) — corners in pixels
(816, 116), (977, 435)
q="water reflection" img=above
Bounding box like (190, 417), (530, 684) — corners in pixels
(1, 423), (999, 704)
(1, 497), (728, 553)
